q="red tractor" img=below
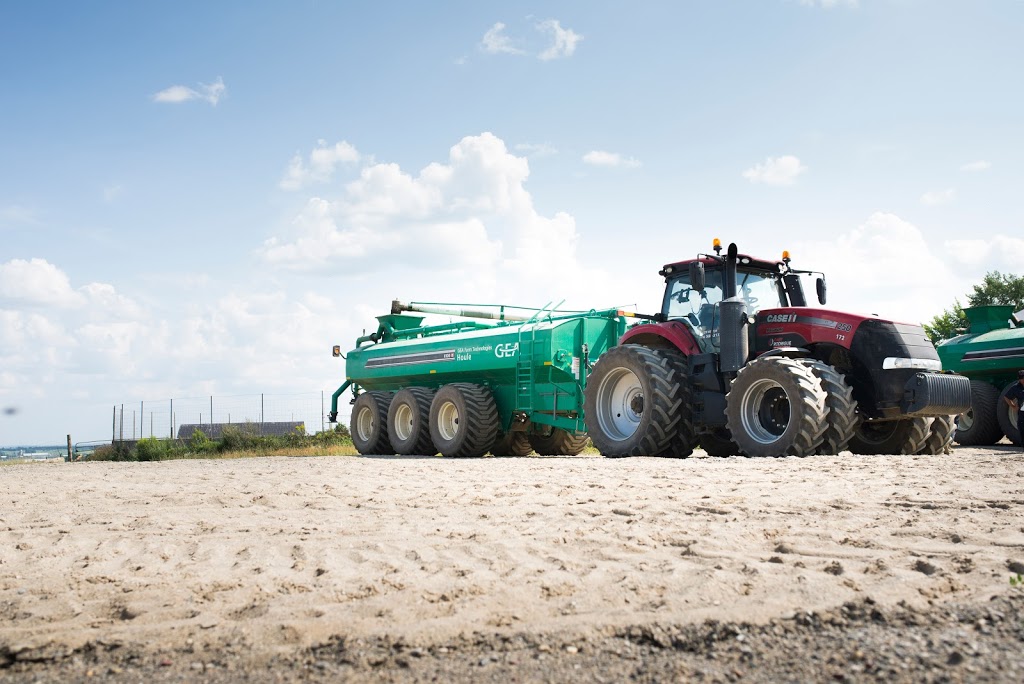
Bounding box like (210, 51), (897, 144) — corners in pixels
(583, 240), (971, 458)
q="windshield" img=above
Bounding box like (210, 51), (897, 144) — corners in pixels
(663, 268), (785, 346)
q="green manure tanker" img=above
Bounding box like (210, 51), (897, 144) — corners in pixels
(935, 305), (1024, 446)
(328, 300), (633, 457)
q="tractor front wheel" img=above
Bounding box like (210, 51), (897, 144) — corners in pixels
(583, 344), (691, 458)
(529, 427), (590, 456)
(848, 417), (932, 455)
(429, 383), (500, 458)
(918, 415), (956, 455)
(490, 431), (533, 457)
(351, 391), (395, 455)
(725, 357), (828, 457)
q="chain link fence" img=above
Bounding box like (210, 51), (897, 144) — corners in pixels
(110, 391), (335, 441)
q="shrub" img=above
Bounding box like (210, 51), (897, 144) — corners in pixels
(136, 436), (168, 462)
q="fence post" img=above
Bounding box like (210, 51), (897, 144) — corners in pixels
(170, 399), (173, 439)
(112, 405), (116, 443)
(321, 390), (325, 434)
(119, 404), (124, 443)
(210, 395), (213, 427)
(66, 434), (72, 462)
(140, 401), (144, 440)
(261, 393), (264, 436)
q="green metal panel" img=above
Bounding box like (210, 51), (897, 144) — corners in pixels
(936, 305), (1024, 388)
(336, 308), (627, 433)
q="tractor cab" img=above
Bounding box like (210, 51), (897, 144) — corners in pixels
(658, 241), (823, 350)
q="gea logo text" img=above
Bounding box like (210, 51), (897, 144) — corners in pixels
(494, 342), (520, 358)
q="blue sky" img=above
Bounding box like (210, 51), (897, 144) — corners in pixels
(2, 0), (1022, 444)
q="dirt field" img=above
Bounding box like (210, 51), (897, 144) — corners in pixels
(3, 447), (1024, 682)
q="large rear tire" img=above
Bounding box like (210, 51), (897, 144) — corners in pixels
(490, 431), (533, 457)
(848, 417), (932, 455)
(807, 361), (858, 455)
(387, 387), (435, 455)
(429, 383), (500, 458)
(351, 391), (394, 455)
(653, 348), (696, 459)
(725, 357), (828, 457)
(954, 380), (1003, 446)
(583, 344), (691, 458)
(997, 382), (1023, 446)
(918, 415), (955, 455)
(529, 427), (590, 456)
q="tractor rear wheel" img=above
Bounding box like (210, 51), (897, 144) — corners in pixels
(807, 361), (858, 455)
(954, 380), (1003, 446)
(997, 381), (1023, 446)
(848, 417), (932, 455)
(725, 357), (828, 457)
(653, 348), (696, 459)
(351, 391), (395, 455)
(583, 344), (691, 458)
(698, 428), (742, 457)
(387, 387), (435, 455)
(490, 431), (533, 456)
(429, 383), (500, 458)
(918, 415), (956, 455)
(529, 428), (590, 456)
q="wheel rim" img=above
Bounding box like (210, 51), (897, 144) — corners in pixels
(593, 367), (644, 441)
(857, 420), (901, 445)
(355, 405), (375, 442)
(738, 378), (791, 445)
(394, 403), (414, 441)
(437, 401), (460, 441)
(956, 409), (974, 432)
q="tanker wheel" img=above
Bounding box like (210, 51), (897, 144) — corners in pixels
(847, 417), (932, 455)
(387, 387), (436, 455)
(583, 344), (691, 458)
(350, 391), (395, 455)
(725, 357), (828, 457)
(997, 381), (1023, 446)
(698, 428), (742, 457)
(954, 380), (1002, 446)
(490, 431), (533, 457)
(529, 427), (590, 456)
(918, 415), (956, 455)
(429, 383), (500, 458)
(806, 360), (858, 455)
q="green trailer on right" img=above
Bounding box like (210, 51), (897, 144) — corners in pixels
(935, 305), (1024, 447)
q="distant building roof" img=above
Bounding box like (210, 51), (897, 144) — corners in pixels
(176, 422), (305, 440)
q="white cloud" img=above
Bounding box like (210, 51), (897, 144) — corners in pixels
(480, 19), (582, 60)
(920, 188), (956, 206)
(0, 258), (85, 308)
(261, 132), (611, 312)
(537, 19), (583, 61)
(799, 0), (859, 8)
(960, 160), (991, 172)
(795, 213), (963, 323)
(582, 150), (641, 169)
(480, 22), (524, 55)
(280, 139), (361, 191)
(742, 155), (806, 186)
(152, 77), (226, 106)
(943, 235), (1024, 271)
(515, 142), (558, 158)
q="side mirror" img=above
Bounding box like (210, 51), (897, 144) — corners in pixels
(816, 277), (827, 305)
(689, 262), (706, 292)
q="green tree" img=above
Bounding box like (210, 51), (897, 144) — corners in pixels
(925, 270), (1024, 343)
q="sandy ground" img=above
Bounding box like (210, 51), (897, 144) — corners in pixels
(2, 446), (1024, 681)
